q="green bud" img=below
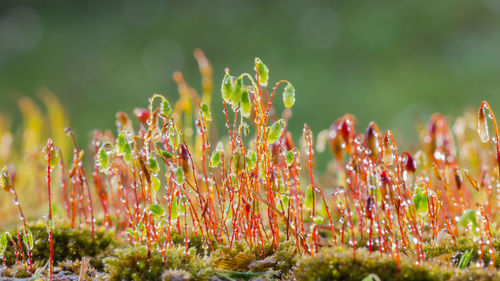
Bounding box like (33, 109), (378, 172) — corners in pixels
(149, 204), (164, 216)
(221, 72), (234, 103)
(255, 58), (269, 87)
(267, 119), (285, 144)
(283, 83), (295, 108)
(162, 99), (173, 116)
(240, 88), (252, 118)
(200, 103), (212, 121)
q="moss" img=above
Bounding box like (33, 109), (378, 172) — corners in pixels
(103, 244), (213, 281)
(2, 263), (31, 278)
(292, 247), (454, 281)
(4, 220), (119, 270)
(170, 231), (216, 255)
(209, 239), (297, 277)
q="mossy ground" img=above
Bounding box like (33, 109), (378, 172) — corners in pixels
(3, 222), (500, 280)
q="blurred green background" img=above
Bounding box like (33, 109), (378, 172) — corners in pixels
(1, 0), (500, 147)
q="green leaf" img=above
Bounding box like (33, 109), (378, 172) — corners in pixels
(267, 119), (285, 144)
(255, 58), (269, 87)
(148, 157), (159, 174)
(412, 189), (428, 213)
(162, 99), (173, 116)
(283, 83), (295, 108)
(22, 228), (34, 251)
(201, 103), (212, 121)
(149, 204), (164, 216)
(0, 232), (8, 256)
(152, 176), (161, 193)
(286, 150), (295, 167)
(221, 73), (234, 103)
(458, 250), (473, 269)
(240, 88), (252, 118)
(175, 167), (184, 184)
(305, 185), (314, 209)
(210, 150), (221, 168)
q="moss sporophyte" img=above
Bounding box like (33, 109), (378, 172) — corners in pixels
(2, 49), (500, 280)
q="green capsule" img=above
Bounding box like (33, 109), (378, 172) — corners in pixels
(246, 150), (257, 170)
(152, 176), (161, 193)
(149, 204), (164, 216)
(255, 58), (269, 87)
(458, 209), (477, 229)
(97, 144), (111, 173)
(267, 119), (285, 144)
(283, 83), (295, 108)
(159, 150), (174, 160)
(148, 157), (159, 174)
(22, 229), (34, 251)
(200, 103), (212, 121)
(123, 142), (132, 165)
(231, 76), (243, 106)
(240, 87), (252, 118)
(286, 150), (295, 167)
(0, 232), (8, 257)
(1, 167), (12, 192)
(171, 194), (179, 219)
(116, 132), (127, 155)
(175, 166), (184, 184)
(221, 72), (234, 103)
(412, 189), (428, 214)
(162, 99), (173, 117)
(313, 215), (324, 225)
(277, 195), (289, 212)
(305, 185), (314, 209)
(48, 146), (59, 169)
(210, 150), (221, 168)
